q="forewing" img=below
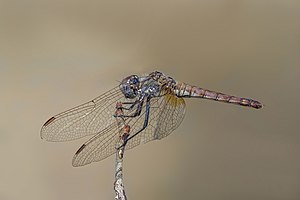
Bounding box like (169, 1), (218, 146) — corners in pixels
(40, 86), (125, 142)
(71, 93), (186, 166)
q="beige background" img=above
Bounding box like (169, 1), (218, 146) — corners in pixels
(0, 0), (300, 200)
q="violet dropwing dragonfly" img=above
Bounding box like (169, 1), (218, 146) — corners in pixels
(41, 71), (262, 167)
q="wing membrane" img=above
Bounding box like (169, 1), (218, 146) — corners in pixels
(72, 121), (120, 166)
(126, 93), (186, 147)
(40, 86), (125, 142)
(72, 92), (186, 166)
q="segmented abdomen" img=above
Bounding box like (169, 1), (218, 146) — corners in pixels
(174, 82), (262, 109)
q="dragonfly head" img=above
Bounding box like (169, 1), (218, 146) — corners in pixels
(120, 75), (140, 98)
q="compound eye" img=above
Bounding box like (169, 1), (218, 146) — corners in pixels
(130, 76), (139, 85)
(132, 79), (137, 84)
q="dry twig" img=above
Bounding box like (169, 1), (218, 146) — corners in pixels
(114, 102), (129, 200)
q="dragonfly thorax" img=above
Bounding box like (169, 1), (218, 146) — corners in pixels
(119, 75), (140, 99)
(139, 81), (160, 98)
(149, 71), (176, 88)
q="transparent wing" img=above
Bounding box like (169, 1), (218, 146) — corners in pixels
(126, 93), (186, 147)
(72, 121), (121, 166)
(72, 93), (186, 167)
(40, 86), (126, 142)
(72, 104), (139, 167)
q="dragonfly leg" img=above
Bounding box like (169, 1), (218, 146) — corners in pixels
(119, 96), (151, 148)
(125, 101), (144, 117)
(115, 100), (144, 119)
(114, 99), (142, 117)
(118, 101), (137, 110)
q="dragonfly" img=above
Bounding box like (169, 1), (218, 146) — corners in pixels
(41, 71), (262, 167)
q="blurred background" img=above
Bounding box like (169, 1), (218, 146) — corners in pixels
(0, 0), (299, 200)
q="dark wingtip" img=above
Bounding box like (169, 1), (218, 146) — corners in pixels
(40, 116), (56, 140)
(43, 116), (56, 127)
(75, 144), (86, 155)
(72, 144), (88, 167)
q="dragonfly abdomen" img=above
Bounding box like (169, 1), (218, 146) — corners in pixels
(174, 82), (262, 109)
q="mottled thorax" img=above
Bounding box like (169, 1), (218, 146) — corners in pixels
(149, 71), (176, 88)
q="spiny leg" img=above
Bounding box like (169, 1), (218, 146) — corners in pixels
(114, 100), (144, 118)
(120, 96), (151, 148)
(118, 101), (138, 110)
